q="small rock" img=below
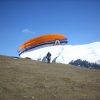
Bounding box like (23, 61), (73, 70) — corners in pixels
(31, 96), (34, 99)
(23, 96), (27, 98)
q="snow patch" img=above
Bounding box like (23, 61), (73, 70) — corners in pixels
(20, 42), (100, 64)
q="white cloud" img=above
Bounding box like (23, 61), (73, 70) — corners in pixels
(22, 29), (35, 34)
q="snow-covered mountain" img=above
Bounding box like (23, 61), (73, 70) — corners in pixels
(20, 42), (100, 64)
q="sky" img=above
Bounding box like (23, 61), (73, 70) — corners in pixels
(0, 0), (100, 57)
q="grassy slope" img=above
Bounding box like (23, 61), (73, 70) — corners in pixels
(0, 55), (100, 100)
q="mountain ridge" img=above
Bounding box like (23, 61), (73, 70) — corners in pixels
(20, 42), (100, 65)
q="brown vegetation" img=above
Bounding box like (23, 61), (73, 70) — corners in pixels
(0, 55), (100, 100)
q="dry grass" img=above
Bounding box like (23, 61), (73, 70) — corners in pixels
(0, 55), (100, 100)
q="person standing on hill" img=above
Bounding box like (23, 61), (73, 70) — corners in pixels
(46, 52), (51, 63)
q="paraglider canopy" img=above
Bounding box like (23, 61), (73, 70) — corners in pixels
(18, 33), (68, 55)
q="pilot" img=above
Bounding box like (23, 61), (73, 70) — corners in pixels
(46, 52), (51, 63)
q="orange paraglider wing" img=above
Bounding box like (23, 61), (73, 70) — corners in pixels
(18, 33), (68, 54)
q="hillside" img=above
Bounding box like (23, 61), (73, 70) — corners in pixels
(0, 55), (100, 100)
